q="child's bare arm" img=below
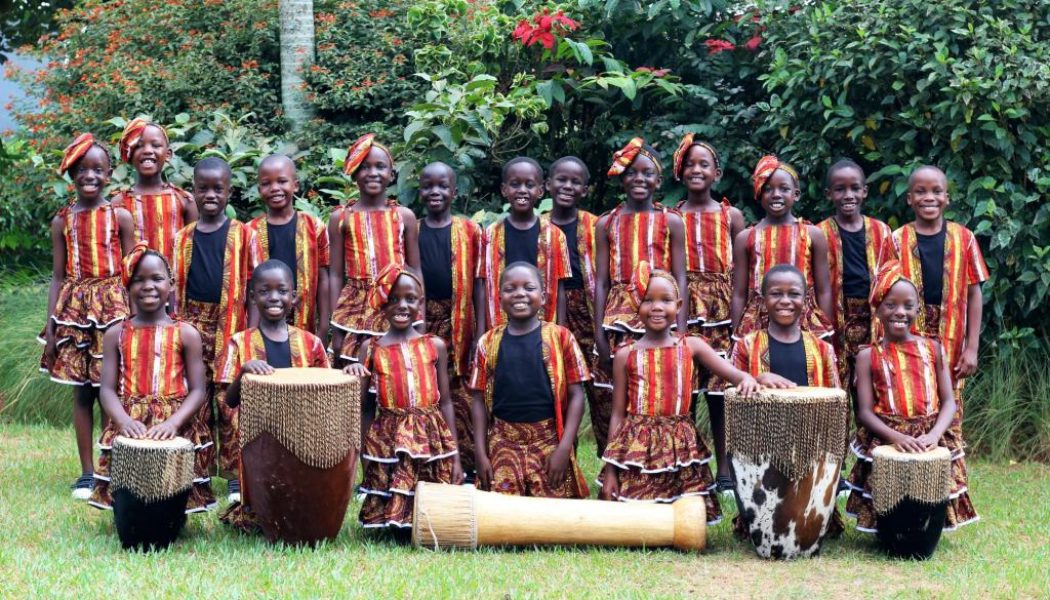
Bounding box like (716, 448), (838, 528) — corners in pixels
(728, 206), (746, 239)
(667, 213), (689, 332)
(327, 212), (345, 333)
(808, 224), (835, 321)
(43, 215), (68, 363)
(471, 390), (492, 489)
(687, 336), (759, 397)
(115, 207), (135, 256)
(556, 280), (567, 326)
(316, 266), (331, 340)
(593, 215), (611, 369)
(182, 191), (199, 224)
(400, 207), (421, 272)
(957, 283), (983, 379)
(730, 228), (751, 330)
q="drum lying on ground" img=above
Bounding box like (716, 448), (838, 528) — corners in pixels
(110, 435), (195, 551)
(871, 445), (952, 560)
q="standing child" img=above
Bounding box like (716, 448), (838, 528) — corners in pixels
(731, 155), (834, 341)
(476, 157), (571, 331)
(172, 157), (263, 488)
(40, 134), (135, 498)
(470, 262), (590, 498)
(248, 154), (330, 337)
(111, 118), (197, 266)
(592, 138), (687, 456)
(671, 134), (746, 491)
(417, 162), (484, 476)
(89, 244), (215, 512)
(893, 165), (987, 446)
(599, 262), (763, 524)
(329, 134), (420, 363)
(346, 264), (462, 530)
(216, 259), (330, 528)
(845, 262), (978, 531)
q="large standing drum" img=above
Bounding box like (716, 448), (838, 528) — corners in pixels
(870, 445), (952, 560)
(725, 386), (848, 559)
(412, 482), (706, 551)
(110, 436), (195, 551)
(240, 367), (362, 545)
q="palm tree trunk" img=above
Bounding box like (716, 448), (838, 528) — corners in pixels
(279, 0), (315, 133)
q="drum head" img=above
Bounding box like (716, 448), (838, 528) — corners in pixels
(112, 435), (193, 451)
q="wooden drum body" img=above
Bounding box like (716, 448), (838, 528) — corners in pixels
(412, 482), (706, 551)
(240, 367), (362, 545)
(110, 436), (194, 551)
(871, 445), (951, 560)
(725, 386), (848, 559)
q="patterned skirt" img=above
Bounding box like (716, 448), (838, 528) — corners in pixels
(590, 329), (642, 457)
(601, 413), (721, 523)
(736, 288), (833, 340)
(603, 281), (644, 334)
(180, 298), (222, 376)
(39, 276), (129, 385)
(922, 303), (968, 443)
(360, 405), (458, 528)
(685, 271), (732, 329)
(332, 278), (387, 359)
(839, 297), (873, 391)
(90, 394), (216, 513)
(564, 288), (595, 358)
(846, 413), (978, 532)
(483, 418), (589, 499)
(424, 298), (475, 472)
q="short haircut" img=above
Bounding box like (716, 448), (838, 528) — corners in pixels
(251, 259), (294, 286)
(761, 264), (806, 294)
(501, 156), (543, 182)
(825, 158), (865, 187)
(549, 156), (591, 183)
(194, 156), (232, 180)
(422, 161), (457, 186)
(907, 164), (946, 188)
(500, 261), (543, 290)
(259, 154), (297, 175)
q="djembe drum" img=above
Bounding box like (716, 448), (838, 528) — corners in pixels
(110, 436), (195, 551)
(870, 445), (952, 560)
(412, 482), (706, 551)
(240, 367), (362, 545)
(725, 386), (848, 559)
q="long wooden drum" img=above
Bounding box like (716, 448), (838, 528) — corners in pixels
(110, 436), (195, 551)
(871, 445), (952, 560)
(412, 482), (706, 551)
(240, 367), (362, 545)
(725, 386), (848, 559)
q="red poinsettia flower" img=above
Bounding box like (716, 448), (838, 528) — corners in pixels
(704, 39), (736, 55)
(513, 19), (532, 43)
(512, 8), (580, 49)
(744, 34), (762, 51)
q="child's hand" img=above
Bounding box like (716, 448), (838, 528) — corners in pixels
(451, 455), (464, 485)
(545, 445), (571, 487)
(474, 453), (493, 491)
(955, 347), (978, 379)
(915, 432), (939, 450)
(755, 372), (796, 389)
(599, 465), (619, 501)
(893, 434), (925, 454)
(119, 419), (148, 438)
(242, 360), (275, 376)
(343, 363), (370, 377)
(735, 374), (761, 398)
(145, 420), (180, 440)
(595, 334), (612, 373)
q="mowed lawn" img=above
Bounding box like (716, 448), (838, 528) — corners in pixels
(1, 423), (1046, 599)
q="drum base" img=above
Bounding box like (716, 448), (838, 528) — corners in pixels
(112, 488), (191, 551)
(876, 499), (948, 560)
(242, 432), (354, 546)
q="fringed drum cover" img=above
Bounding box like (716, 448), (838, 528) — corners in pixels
(110, 436), (194, 503)
(871, 445), (952, 515)
(412, 482), (478, 550)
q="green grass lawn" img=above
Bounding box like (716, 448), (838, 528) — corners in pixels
(1, 423), (1047, 599)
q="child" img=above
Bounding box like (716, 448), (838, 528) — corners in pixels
(172, 157), (263, 484)
(345, 264), (463, 529)
(329, 134), (420, 363)
(731, 155), (834, 341)
(845, 261), (978, 531)
(248, 154), (330, 337)
(216, 259), (330, 527)
(39, 134), (135, 498)
(671, 134), (746, 491)
(111, 118), (197, 266)
(476, 157), (570, 331)
(816, 159), (896, 393)
(893, 165), (988, 445)
(599, 262), (763, 524)
(592, 137), (687, 456)
(89, 244), (215, 512)
(470, 262), (590, 498)
(541, 156), (602, 454)
(417, 162), (483, 476)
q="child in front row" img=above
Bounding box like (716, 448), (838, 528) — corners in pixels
(599, 262), (764, 524)
(470, 262), (590, 498)
(846, 261), (978, 531)
(346, 264), (462, 530)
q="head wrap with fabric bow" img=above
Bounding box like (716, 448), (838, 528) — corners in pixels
(868, 259), (916, 309)
(671, 133), (720, 181)
(59, 133), (102, 175)
(368, 262), (423, 311)
(628, 260), (680, 314)
(343, 133), (395, 177)
(607, 137), (663, 177)
(119, 118), (169, 163)
(121, 241), (171, 287)
(751, 154), (799, 199)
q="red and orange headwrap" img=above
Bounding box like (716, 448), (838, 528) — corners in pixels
(121, 241), (171, 287)
(751, 154), (799, 199)
(58, 133), (99, 175)
(368, 262), (423, 311)
(343, 133), (394, 177)
(671, 133), (720, 181)
(628, 260), (680, 313)
(119, 117), (168, 163)
(607, 137), (662, 177)
(869, 260), (915, 309)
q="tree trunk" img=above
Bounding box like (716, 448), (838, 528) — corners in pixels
(279, 0), (315, 133)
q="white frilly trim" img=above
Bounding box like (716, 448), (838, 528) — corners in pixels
(361, 519), (412, 529)
(601, 455), (712, 473)
(363, 448), (458, 464)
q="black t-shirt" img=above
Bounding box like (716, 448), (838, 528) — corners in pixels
(267, 214), (298, 286)
(840, 225), (870, 299)
(768, 335), (809, 387)
(556, 220), (584, 290)
(186, 220), (230, 303)
(492, 327), (555, 422)
(916, 226), (946, 305)
(419, 221), (453, 300)
(261, 329), (292, 369)
(503, 220), (539, 266)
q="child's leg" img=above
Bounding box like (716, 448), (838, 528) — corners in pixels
(73, 385), (97, 475)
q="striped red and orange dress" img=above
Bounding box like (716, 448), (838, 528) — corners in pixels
(602, 204), (674, 334)
(111, 184), (193, 266)
(846, 338), (978, 532)
(601, 336), (722, 523)
(359, 335), (458, 528)
(89, 321), (216, 513)
(678, 199), (735, 339)
(39, 203), (130, 385)
(736, 220), (833, 339)
(248, 212), (331, 333)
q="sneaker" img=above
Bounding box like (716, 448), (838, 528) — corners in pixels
(716, 475), (735, 498)
(837, 477), (850, 499)
(71, 474), (94, 500)
(227, 479), (241, 504)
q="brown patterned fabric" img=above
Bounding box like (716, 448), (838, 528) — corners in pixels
(921, 303), (968, 446)
(837, 296), (873, 393)
(590, 329), (641, 455)
(181, 298), (232, 475)
(425, 298), (475, 471)
(482, 418), (588, 499)
(564, 287), (606, 458)
(39, 276), (129, 385)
